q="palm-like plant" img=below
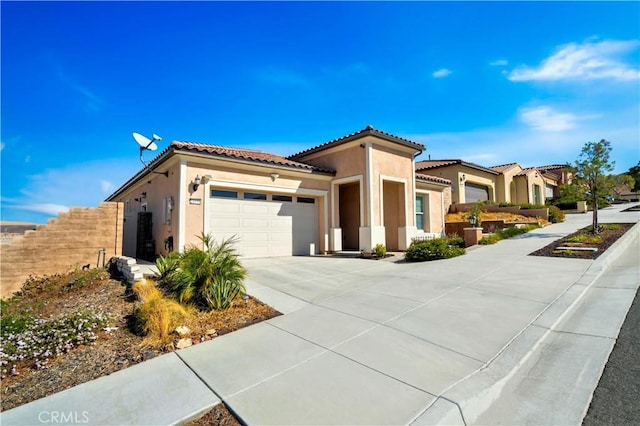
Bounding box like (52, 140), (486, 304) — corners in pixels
(154, 234), (246, 310)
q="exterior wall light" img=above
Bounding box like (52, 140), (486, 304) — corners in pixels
(192, 175), (201, 192)
(460, 174), (466, 182)
(469, 214), (477, 227)
(270, 173), (279, 181)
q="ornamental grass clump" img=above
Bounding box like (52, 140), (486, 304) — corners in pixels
(131, 280), (192, 346)
(405, 237), (465, 262)
(155, 234), (246, 311)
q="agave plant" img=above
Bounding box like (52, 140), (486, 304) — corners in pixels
(154, 234), (246, 310)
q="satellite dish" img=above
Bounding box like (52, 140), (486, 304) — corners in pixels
(133, 131), (168, 177)
(133, 132), (158, 151)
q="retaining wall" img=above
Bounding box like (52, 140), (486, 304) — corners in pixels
(0, 202), (124, 298)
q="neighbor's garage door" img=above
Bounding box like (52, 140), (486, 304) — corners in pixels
(207, 189), (318, 258)
(465, 183), (490, 203)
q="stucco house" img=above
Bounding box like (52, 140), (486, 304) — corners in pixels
(415, 160), (499, 204)
(106, 126), (452, 259)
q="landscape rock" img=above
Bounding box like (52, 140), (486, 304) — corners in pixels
(205, 328), (218, 336)
(175, 338), (192, 349)
(174, 325), (191, 336)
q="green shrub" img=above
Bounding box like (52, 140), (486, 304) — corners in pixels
(548, 205), (565, 223)
(519, 203), (545, 210)
(373, 244), (387, 257)
(464, 202), (484, 226)
(405, 238), (465, 262)
(549, 200), (578, 210)
(155, 234), (246, 310)
(445, 234), (465, 248)
(479, 234), (501, 245)
(479, 224), (540, 245)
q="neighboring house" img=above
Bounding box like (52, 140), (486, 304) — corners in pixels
(415, 160), (499, 204)
(490, 163), (549, 205)
(106, 126), (451, 259)
(536, 164), (573, 198)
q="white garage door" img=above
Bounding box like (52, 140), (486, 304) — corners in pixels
(207, 190), (318, 258)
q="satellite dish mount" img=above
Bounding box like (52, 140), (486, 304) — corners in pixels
(133, 132), (168, 177)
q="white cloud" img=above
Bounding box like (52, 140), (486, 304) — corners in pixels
(0, 142), (5, 152)
(100, 180), (115, 194)
(490, 59), (508, 66)
(13, 203), (69, 216)
(519, 106), (578, 132)
(432, 68), (452, 78)
(405, 103), (639, 173)
(3, 159), (140, 222)
(509, 39), (640, 82)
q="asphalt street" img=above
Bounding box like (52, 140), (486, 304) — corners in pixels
(583, 286), (640, 425)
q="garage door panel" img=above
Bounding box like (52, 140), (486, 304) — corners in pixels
(208, 196), (317, 258)
(465, 183), (489, 203)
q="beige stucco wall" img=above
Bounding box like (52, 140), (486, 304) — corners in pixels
(371, 143), (415, 228)
(514, 172), (547, 204)
(495, 165), (522, 204)
(415, 181), (450, 235)
(114, 160), (181, 258)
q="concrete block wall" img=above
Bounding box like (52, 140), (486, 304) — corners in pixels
(0, 202), (124, 298)
(114, 256), (143, 283)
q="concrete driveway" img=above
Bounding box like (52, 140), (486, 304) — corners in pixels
(3, 205), (638, 425)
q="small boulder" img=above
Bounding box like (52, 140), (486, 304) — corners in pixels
(175, 338), (193, 349)
(205, 329), (218, 337)
(174, 325), (191, 336)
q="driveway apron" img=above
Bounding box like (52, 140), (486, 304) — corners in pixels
(177, 206), (639, 425)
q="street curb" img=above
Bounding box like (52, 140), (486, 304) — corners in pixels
(416, 222), (640, 425)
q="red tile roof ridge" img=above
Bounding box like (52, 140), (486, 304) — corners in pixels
(170, 141), (335, 174)
(415, 174), (452, 185)
(289, 126), (424, 159)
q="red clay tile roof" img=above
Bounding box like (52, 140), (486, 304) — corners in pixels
(416, 174), (452, 185)
(537, 164), (570, 171)
(490, 162), (520, 173)
(172, 141), (335, 174)
(415, 159), (499, 175)
(289, 125), (424, 159)
(514, 167), (540, 177)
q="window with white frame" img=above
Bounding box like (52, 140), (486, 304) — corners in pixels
(416, 195), (425, 230)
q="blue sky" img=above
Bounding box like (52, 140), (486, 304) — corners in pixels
(2, 1), (639, 224)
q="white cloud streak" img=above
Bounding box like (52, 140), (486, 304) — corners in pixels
(432, 68), (452, 78)
(490, 59), (508, 66)
(509, 39), (640, 82)
(519, 106), (578, 132)
(3, 159), (140, 221)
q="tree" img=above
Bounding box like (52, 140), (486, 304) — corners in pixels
(626, 161), (640, 191)
(572, 139), (615, 234)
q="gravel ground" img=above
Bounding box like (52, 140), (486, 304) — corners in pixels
(583, 287), (640, 425)
(1, 272), (279, 415)
(529, 223), (634, 259)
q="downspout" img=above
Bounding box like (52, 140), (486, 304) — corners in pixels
(177, 159), (187, 252)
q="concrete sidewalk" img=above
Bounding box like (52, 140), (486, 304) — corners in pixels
(3, 205), (639, 425)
